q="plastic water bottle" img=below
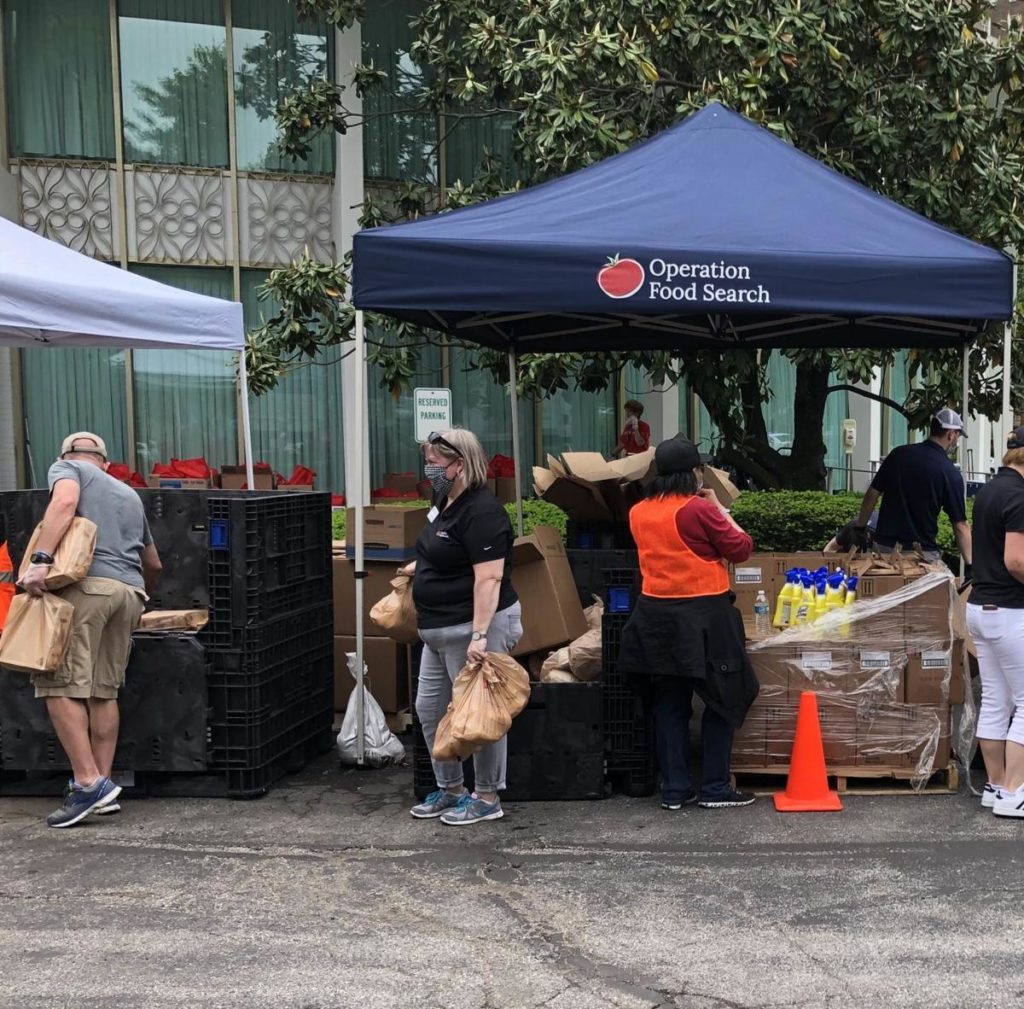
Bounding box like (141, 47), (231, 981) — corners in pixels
(754, 590), (771, 636)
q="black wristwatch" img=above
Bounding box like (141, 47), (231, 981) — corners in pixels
(30, 551), (55, 565)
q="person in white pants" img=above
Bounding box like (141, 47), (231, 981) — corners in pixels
(965, 426), (1024, 818)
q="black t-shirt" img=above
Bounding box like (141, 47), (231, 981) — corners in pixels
(412, 485), (518, 629)
(872, 440), (967, 553)
(970, 467), (1024, 608)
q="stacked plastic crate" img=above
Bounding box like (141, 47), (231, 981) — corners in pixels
(201, 493), (334, 797)
(600, 566), (657, 796)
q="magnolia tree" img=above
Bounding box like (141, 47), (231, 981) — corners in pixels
(248, 0), (1024, 489)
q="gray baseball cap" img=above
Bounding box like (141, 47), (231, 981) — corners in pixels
(933, 408), (967, 436)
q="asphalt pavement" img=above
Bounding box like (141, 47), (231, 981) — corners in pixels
(0, 756), (1021, 1009)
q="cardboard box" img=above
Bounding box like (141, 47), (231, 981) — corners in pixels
(332, 548), (409, 636)
(510, 525), (589, 656)
(770, 553), (843, 576)
(704, 466), (740, 509)
(905, 704), (952, 770)
(333, 636), (409, 713)
(905, 650), (965, 705)
(278, 484), (314, 493)
(903, 580), (953, 642)
(749, 649), (793, 692)
(220, 464), (274, 491)
(818, 697), (859, 766)
(487, 477), (518, 504)
(345, 505), (429, 559)
(383, 472), (420, 495)
(533, 449), (653, 522)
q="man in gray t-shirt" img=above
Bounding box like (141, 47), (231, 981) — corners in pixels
(19, 432), (162, 828)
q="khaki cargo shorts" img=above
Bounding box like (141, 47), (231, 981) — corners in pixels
(33, 577), (145, 700)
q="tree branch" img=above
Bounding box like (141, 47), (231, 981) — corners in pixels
(828, 383), (909, 417)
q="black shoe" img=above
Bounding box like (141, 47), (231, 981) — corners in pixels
(699, 789), (755, 809)
(661, 788), (698, 811)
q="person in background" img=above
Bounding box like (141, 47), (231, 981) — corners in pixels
(613, 399), (651, 457)
(854, 408), (972, 564)
(401, 428), (522, 827)
(617, 438), (759, 811)
(824, 510), (878, 553)
(965, 426), (1024, 818)
(18, 433), (162, 828)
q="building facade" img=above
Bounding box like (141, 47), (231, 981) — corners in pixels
(0, 1), (1009, 494)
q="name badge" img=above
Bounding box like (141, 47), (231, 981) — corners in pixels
(427, 506), (439, 524)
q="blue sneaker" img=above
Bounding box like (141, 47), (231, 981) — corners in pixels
(46, 777), (121, 828)
(410, 788), (465, 819)
(440, 792), (504, 826)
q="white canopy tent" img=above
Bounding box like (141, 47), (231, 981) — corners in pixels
(0, 217), (253, 485)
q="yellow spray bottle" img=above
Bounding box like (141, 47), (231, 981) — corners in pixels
(814, 578), (829, 620)
(825, 572), (847, 611)
(773, 571), (797, 628)
(791, 576), (815, 626)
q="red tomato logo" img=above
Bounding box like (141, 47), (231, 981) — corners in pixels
(597, 255), (645, 299)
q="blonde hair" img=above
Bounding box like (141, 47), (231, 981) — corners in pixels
(1003, 447), (1024, 468)
(422, 427), (490, 489)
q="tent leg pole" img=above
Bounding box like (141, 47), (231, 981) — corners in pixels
(1004, 320), (1013, 455)
(508, 349), (524, 537)
(961, 344), (970, 581)
(238, 346), (255, 490)
(354, 310), (366, 765)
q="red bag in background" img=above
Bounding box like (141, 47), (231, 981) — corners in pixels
(279, 464), (316, 486)
(107, 463), (147, 487)
(487, 454), (516, 478)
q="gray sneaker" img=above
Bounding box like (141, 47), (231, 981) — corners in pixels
(410, 788), (465, 819)
(440, 793), (504, 826)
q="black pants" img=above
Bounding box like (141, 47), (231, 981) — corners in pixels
(653, 677), (734, 802)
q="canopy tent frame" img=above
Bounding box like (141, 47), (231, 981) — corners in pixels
(348, 103), (1016, 765)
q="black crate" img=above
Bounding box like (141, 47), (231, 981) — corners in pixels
(411, 682), (605, 801)
(566, 548), (638, 606)
(224, 724), (336, 799)
(0, 489), (214, 611)
(201, 601), (333, 657)
(601, 612), (656, 795)
(206, 493), (333, 631)
(0, 634), (209, 773)
(139, 489), (212, 610)
(566, 520), (634, 550)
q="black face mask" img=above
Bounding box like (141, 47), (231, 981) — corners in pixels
(424, 463), (455, 497)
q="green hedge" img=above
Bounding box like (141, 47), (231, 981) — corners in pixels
(330, 498), (568, 543)
(731, 490), (970, 567)
(731, 492), (861, 552)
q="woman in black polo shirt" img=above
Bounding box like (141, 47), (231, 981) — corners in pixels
(401, 428), (521, 827)
(966, 426), (1024, 818)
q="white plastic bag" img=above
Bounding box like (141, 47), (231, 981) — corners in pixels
(336, 652), (406, 767)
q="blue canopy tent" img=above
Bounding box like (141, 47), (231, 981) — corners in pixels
(346, 102), (1015, 761)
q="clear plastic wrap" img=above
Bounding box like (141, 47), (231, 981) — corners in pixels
(739, 570), (971, 787)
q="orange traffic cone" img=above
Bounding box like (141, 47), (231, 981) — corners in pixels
(774, 691), (843, 812)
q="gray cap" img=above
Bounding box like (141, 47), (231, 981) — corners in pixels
(934, 408), (967, 436)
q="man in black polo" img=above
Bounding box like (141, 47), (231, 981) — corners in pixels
(854, 408), (972, 564)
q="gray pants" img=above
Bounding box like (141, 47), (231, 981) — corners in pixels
(416, 602), (523, 793)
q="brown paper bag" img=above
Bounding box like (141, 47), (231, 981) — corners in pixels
(369, 573), (419, 645)
(138, 609), (209, 632)
(568, 626), (602, 682)
(0, 593), (75, 674)
(432, 652), (532, 761)
(18, 517), (98, 590)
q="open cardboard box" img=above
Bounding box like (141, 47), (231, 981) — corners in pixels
(509, 524), (589, 656)
(532, 448), (654, 522)
(704, 466), (740, 509)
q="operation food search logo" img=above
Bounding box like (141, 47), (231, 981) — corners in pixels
(596, 255), (771, 305)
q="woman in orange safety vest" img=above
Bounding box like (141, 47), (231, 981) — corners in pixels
(617, 438), (759, 812)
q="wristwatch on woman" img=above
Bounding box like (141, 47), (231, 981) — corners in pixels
(471, 631), (486, 642)
(30, 551), (55, 566)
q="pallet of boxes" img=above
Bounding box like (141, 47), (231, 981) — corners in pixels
(731, 551), (967, 792)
